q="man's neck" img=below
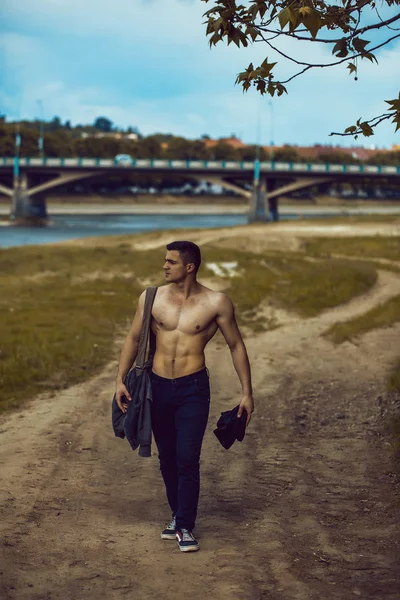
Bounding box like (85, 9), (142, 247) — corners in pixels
(170, 278), (200, 299)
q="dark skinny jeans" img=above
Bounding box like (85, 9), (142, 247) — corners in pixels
(150, 368), (210, 532)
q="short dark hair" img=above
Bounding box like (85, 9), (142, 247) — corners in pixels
(166, 241), (201, 273)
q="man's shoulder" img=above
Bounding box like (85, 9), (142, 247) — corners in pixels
(200, 285), (231, 307)
(153, 284), (169, 294)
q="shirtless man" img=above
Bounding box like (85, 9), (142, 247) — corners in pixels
(115, 240), (254, 552)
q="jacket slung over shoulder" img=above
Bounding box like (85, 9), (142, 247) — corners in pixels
(111, 286), (158, 457)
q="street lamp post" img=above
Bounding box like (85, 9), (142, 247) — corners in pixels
(254, 96), (262, 179)
(250, 98), (267, 221)
(268, 100), (279, 221)
(10, 122), (22, 221)
(13, 122), (21, 180)
(269, 100), (274, 161)
(37, 99), (44, 159)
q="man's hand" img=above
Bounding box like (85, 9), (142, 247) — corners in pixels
(115, 381), (132, 414)
(237, 394), (254, 427)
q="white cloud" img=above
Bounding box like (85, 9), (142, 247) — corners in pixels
(1, 0), (399, 147)
(3, 0), (205, 44)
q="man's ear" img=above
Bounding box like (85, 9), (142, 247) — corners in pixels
(186, 263), (195, 273)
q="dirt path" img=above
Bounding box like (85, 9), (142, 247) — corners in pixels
(1, 260), (400, 599)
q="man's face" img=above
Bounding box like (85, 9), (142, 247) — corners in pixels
(163, 250), (191, 282)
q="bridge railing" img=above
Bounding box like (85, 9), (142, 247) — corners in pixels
(0, 157), (399, 175)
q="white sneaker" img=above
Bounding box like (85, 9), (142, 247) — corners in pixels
(176, 528), (200, 552)
(161, 516), (176, 540)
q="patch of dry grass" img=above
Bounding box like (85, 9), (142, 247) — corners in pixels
(323, 295), (400, 344)
(303, 236), (400, 261)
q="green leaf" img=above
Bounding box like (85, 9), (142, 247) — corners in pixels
(245, 25), (258, 42)
(298, 6), (312, 17)
(255, 1), (268, 19)
(276, 83), (287, 96)
(288, 8), (297, 26)
(360, 121), (374, 137)
(278, 7), (291, 29)
(206, 21), (215, 36)
(248, 4), (259, 19)
(392, 112), (400, 133)
(332, 38), (348, 58)
(228, 27), (249, 48)
(213, 17), (223, 32)
(352, 37), (370, 54)
(267, 81), (276, 96)
(235, 72), (248, 84)
(209, 31), (222, 46)
(256, 80), (266, 95)
(363, 52), (378, 64)
(260, 57), (277, 77)
(303, 13), (322, 39)
(385, 93), (400, 112)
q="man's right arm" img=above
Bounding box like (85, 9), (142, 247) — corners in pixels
(115, 290), (146, 412)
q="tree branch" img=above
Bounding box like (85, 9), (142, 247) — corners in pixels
(374, 4), (400, 31)
(254, 12), (400, 44)
(256, 31), (400, 74)
(329, 113), (393, 136)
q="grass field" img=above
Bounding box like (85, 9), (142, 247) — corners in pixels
(1, 231), (398, 412)
(303, 235), (400, 261)
(307, 235), (400, 396)
(323, 295), (400, 344)
(203, 246), (376, 318)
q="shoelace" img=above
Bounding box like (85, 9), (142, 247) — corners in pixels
(180, 528), (195, 541)
(167, 517), (176, 530)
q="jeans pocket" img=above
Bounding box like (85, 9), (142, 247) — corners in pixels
(194, 377), (210, 400)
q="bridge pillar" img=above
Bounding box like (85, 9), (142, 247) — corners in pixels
(249, 177), (268, 222)
(249, 177), (280, 222)
(11, 173), (48, 223)
(268, 195), (279, 221)
(267, 179), (279, 221)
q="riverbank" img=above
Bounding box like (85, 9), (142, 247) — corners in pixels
(1, 197), (400, 216)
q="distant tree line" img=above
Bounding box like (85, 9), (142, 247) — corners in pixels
(0, 115), (398, 197)
(3, 114), (399, 163)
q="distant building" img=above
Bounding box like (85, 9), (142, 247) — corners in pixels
(199, 138), (386, 160)
(80, 131), (139, 141)
(266, 144), (380, 161)
(203, 136), (246, 149)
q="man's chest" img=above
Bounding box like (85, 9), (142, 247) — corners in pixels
(152, 297), (216, 334)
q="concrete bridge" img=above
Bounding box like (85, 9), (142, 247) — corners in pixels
(0, 157), (399, 222)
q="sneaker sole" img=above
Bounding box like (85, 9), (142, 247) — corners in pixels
(161, 533), (176, 540)
(177, 544), (200, 552)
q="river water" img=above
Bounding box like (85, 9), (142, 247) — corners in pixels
(0, 211), (328, 248)
(0, 208), (397, 248)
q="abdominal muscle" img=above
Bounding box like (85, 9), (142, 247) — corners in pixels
(152, 326), (216, 379)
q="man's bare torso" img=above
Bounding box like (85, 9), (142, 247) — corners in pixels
(151, 283), (222, 378)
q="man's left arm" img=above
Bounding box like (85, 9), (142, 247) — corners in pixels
(215, 294), (254, 426)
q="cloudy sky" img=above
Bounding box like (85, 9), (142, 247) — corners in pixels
(1, 0), (399, 148)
